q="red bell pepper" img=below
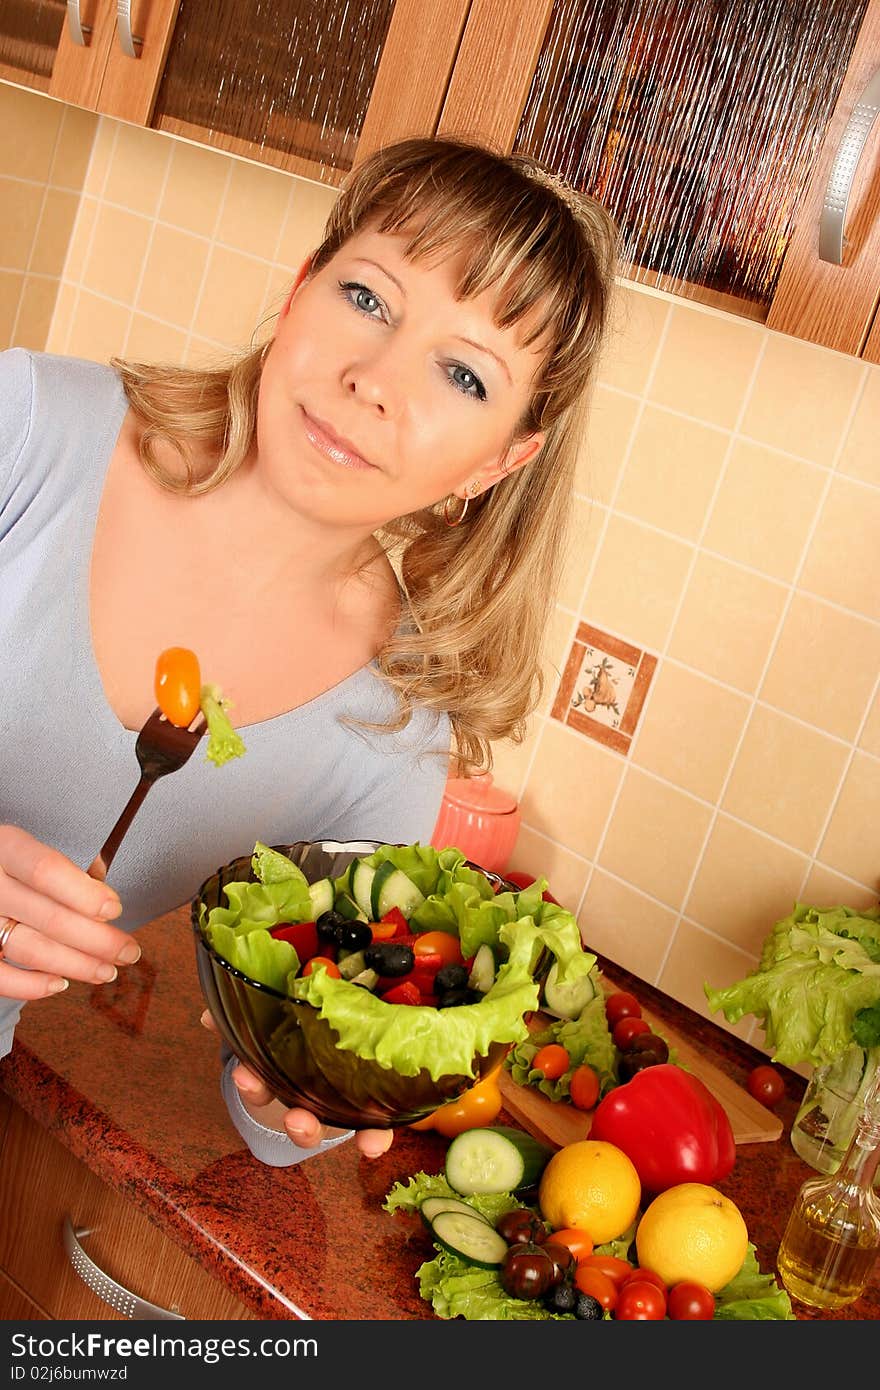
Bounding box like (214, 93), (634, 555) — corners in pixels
(381, 981), (421, 1006)
(589, 1063), (736, 1194)
(269, 921), (319, 962)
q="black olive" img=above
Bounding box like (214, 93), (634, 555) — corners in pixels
(434, 963), (468, 993)
(363, 942), (415, 976)
(316, 910), (349, 944)
(436, 987), (478, 1008)
(574, 1292), (605, 1320)
(336, 920), (372, 952)
(543, 1282), (578, 1314)
(500, 1243), (555, 1300)
(495, 1208), (546, 1246)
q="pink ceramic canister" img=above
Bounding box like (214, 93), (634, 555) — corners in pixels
(430, 772), (521, 874)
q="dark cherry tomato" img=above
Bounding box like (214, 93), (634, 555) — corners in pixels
(746, 1064), (785, 1108)
(604, 991), (642, 1027)
(500, 1243), (555, 1300)
(573, 1266), (618, 1311)
(541, 1241), (576, 1286)
(617, 1033), (670, 1081)
(154, 647), (201, 727)
(613, 1016), (652, 1049)
(532, 1043), (571, 1080)
(578, 1254), (634, 1288)
(495, 1208), (546, 1246)
(542, 1227), (593, 1261)
(568, 1064), (600, 1112)
(614, 1279), (667, 1320)
(667, 1281), (716, 1320)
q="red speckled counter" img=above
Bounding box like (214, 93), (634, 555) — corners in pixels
(0, 903), (877, 1320)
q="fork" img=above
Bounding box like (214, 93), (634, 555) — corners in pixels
(90, 707), (207, 880)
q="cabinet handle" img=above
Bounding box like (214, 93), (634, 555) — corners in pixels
(818, 65), (880, 264)
(66, 0), (91, 46)
(63, 1217), (185, 1320)
(115, 0), (143, 59)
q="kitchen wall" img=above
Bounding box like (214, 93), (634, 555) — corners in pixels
(2, 80), (878, 1053)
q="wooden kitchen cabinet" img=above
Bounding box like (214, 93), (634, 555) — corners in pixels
(435, 0), (880, 359)
(0, 1100), (256, 1321)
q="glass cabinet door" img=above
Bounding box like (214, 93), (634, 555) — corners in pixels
(147, 0), (467, 183)
(512, 0), (869, 319)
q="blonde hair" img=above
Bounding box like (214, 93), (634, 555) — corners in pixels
(114, 138), (618, 773)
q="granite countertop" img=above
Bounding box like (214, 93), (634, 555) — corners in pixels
(0, 903), (877, 1321)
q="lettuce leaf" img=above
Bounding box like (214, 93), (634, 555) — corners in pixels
(508, 976), (618, 1101)
(705, 902), (880, 1068)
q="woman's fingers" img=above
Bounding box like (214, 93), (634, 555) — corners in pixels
(356, 1128), (394, 1158)
(0, 826), (121, 922)
(0, 920), (127, 988)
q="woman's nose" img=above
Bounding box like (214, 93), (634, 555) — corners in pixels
(341, 344), (403, 415)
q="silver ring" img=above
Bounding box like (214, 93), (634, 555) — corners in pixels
(0, 917), (18, 959)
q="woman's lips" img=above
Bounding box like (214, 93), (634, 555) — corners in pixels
(300, 408), (377, 471)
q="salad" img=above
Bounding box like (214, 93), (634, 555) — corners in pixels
(197, 841), (596, 1082)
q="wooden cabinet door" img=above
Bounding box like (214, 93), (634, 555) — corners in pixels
(0, 1103), (257, 1321)
(90, 0), (181, 125)
(766, 0), (880, 355)
(0, 0), (111, 101)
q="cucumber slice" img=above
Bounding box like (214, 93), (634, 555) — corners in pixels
(419, 1196), (492, 1230)
(428, 1211), (508, 1268)
(445, 1126), (553, 1196)
(337, 949), (367, 980)
(308, 877), (334, 920)
(467, 943), (496, 995)
(370, 862), (425, 920)
(347, 968), (379, 990)
(542, 960), (597, 1020)
(350, 859), (377, 919)
(335, 892), (369, 923)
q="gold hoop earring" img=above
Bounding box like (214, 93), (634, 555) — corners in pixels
(444, 482), (478, 528)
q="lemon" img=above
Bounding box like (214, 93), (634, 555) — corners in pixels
(538, 1139), (641, 1244)
(635, 1182), (748, 1293)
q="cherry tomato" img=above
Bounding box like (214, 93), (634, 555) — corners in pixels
(604, 991), (642, 1027)
(413, 932), (463, 967)
(574, 1266), (618, 1311)
(301, 956), (341, 978)
(622, 1267), (668, 1297)
(543, 1227), (593, 1261)
(613, 1015), (652, 1049)
(532, 1043), (570, 1080)
(578, 1254), (634, 1288)
(614, 1279), (667, 1320)
(501, 1244), (555, 1300)
(542, 1242), (577, 1285)
(568, 1064), (600, 1111)
(746, 1064), (785, 1108)
(496, 1208), (547, 1246)
(667, 1281), (716, 1320)
(154, 647), (201, 727)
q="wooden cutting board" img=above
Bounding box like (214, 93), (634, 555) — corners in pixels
(499, 1006), (783, 1149)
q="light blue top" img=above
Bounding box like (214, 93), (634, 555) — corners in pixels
(0, 349), (450, 1160)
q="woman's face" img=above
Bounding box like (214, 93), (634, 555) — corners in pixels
(255, 227), (546, 532)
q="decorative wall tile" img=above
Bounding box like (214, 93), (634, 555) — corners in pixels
(551, 621), (656, 755)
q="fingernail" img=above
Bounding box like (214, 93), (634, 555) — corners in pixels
(48, 978), (69, 994)
(288, 1126), (313, 1144)
(99, 897), (122, 920)
(95, 964), (118, 983)
(115, 941), (141, 965)
(199, 1009), (212, 1028)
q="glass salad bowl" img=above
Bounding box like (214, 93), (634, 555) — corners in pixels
(191, 839), (573, 1130)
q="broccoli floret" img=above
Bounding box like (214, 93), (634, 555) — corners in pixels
(200, 683), (246, 767)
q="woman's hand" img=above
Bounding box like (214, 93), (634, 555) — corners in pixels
(200, 1010), (393, 1158)
(0, 825), (138, 1000)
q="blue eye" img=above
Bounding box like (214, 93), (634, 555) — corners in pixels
(448, 364), (487, 401)
(340, 281), (384, 318)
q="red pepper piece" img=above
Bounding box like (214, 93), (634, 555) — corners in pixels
(590, 1062), (736, 1194)
(382, 981), (421, 1006)
(419, 993), (438, 1008)
(269, 921), (319, 962)
(379, 907), (409, 936)
(376, 968), (437, 996)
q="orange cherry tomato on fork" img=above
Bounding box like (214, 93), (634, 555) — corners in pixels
(155, 647), (201, 727)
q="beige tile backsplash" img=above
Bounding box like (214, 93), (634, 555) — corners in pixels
(2, 82), (878, 1054)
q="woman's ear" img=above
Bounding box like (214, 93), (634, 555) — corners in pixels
(477, 431), (545, 492)
(279, 255), (313, 318)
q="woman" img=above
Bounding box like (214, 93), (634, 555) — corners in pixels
(0, 136), (617, 1163)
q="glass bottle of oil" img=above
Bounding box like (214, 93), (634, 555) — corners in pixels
(777, 1069), (880, 1311)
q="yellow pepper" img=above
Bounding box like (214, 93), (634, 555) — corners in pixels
(410, 1064), (504, 1138)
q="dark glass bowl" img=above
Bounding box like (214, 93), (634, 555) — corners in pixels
(191, 840), (518, 1130)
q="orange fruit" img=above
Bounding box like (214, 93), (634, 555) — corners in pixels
(635, 1183), (748, 1293)
(538, 1139), (641, 1245)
